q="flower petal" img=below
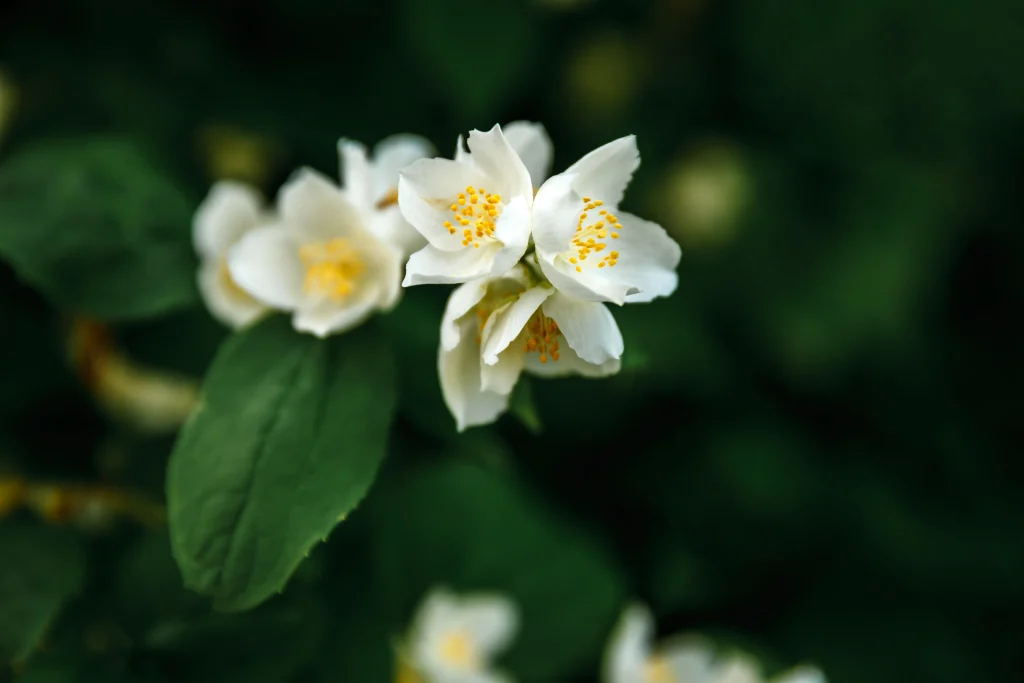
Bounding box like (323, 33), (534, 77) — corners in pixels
(454, 594), (519, 655)
(439, 317), (511, 432)
(607, 211), (681, 303)
(399, 158), (491, 251)
(371, 133), (433, 201)
(564, 135), (639, 207)
(481, 285), (552, 365)
(193, 181), (264, 259)
(466, 124), (533, 202)
(478, 302), (526, 395)
(292, 288), (379, 338)
(713, 655), (763, 683)
(453, 134), (471, 164)
(537, 252), (632, 305)
(404, 243), (500, 286)
(369, 206), (426, 259)
(503, 120), (553, 185)
(440, 278), (490, 351)
(227, 225), (304, 310)
(279, 168), (366, 244)
(603, 605), (655, 683)
(338, 139), (373, 212)
(542, 293), (623, 365)
(525, 343), (620, 378)
(489, 194), (532, 277)
(196, 258), (267, 329)
(532, 172), (581, 258)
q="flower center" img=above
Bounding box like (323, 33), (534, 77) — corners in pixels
(299, 238), (364, 300)
(569, 196), (621, 273)
(438, 629), (478, 670)
(443, 185), (503, 249)
(522, 309), (561, 363)
(643, 656), (675, 683)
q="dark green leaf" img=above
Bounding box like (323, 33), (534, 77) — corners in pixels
(0, 522), (86, 664)
(167, 316), (396, 611)
(0, 137), (197, 320)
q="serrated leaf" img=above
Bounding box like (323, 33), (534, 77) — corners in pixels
(0, 137), (197, 320)
(0, 522), (86, 664)
(167, 315), (396, 611)
(366, 461), (625, 683)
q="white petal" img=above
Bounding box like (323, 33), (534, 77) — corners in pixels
(564, 135), (640, 207)
(292, 289), (379, 338)
(454, 134), (471, 164)
(371, 134), (433, 201)
(658, 636), (717, 683)
(453, 594), (519, 655)
(439, 317), (511, 432)
(365, 239), (404, 312)
(193, 181), (264, 259)
(603, 605), (655, 683)
(196, 259), (268, 330)
(466, 124), (533, 202)
(370, 206), (426, 258)
(338, 139), (374, 211)
(398, 158), (491, 251)
(481, 286), (552, 365)
(489, 194), (532, 277)
(503, 120), (553, 185)
(773, 666), (826, 683)
(279, 168), (366, 244)
(542, 293), (623, 365)
(441, 278), (490, 351)
(404, 243), (500, 286)
(525, 343), (620, 378)
(538, 253), (632, 305)
(608, 211), (681, 303)
(714, 656), (764, 683)
(531, 171), (584, 260)
(227, 225), (304, 310)
(478, 303), (526, 395)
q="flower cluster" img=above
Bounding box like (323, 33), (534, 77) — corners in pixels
(194, 122), (681, 430)
(397, 590), (825, 683)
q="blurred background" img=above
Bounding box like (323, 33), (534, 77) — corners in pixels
(1, 0), (1023, 682)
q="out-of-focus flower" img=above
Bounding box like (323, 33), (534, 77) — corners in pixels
(399, 125), (533, 286)
(656, 142), (751, 248)
(193, 181), (273, 329)
(439, 263), (622, 432)
(400, 587), (519, 683)
(0, 473), (164, 529)
(604, 605), (826, 683)
(199, 124), (279, 187)
(338, 133), (433, 258)
(68, 318), (199, 434)
(533, 136), (681, 305)
(0, 68), (17, 144)
(228, 169), (402, 338)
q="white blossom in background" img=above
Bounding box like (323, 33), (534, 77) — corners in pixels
(604, 605), (826, 683)
(338, 133), (433, 257)
(193, 181), (272, 329)
(399, 124), (534, 286)
(401, 587), (519, 683)
(533, 136), (681, 305)
(439, 262), (623, 432)
(227, 168), (402, 337)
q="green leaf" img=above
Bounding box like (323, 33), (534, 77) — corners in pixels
(167, 316), (397, 612)
(0, 137), (197, 320)
(0, 522), (86, 664)
(366, 460), (626, 683)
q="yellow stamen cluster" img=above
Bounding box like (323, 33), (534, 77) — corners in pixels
(643, 656), (675, 683)
(523, 310), (561, 363)
(570, 196), (622, 272)
(299, 239), (365, 300)
(438, 630), (478, 670)
(444, 186), (502, 249)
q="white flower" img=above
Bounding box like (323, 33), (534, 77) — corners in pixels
(399, 124), (534, 286)
(604, 605), (826, 683)
(338, 133), (433, 257)
(192, 181), (272, 329)
(439, 263), (623, 431)
(227, 168), (403, 338)
(455, 121), (553, 190)
(403, 587), (519, 683)
(533, 136), (681, 305)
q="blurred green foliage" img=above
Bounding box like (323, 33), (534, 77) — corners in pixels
(2, 0), (1023, 682)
